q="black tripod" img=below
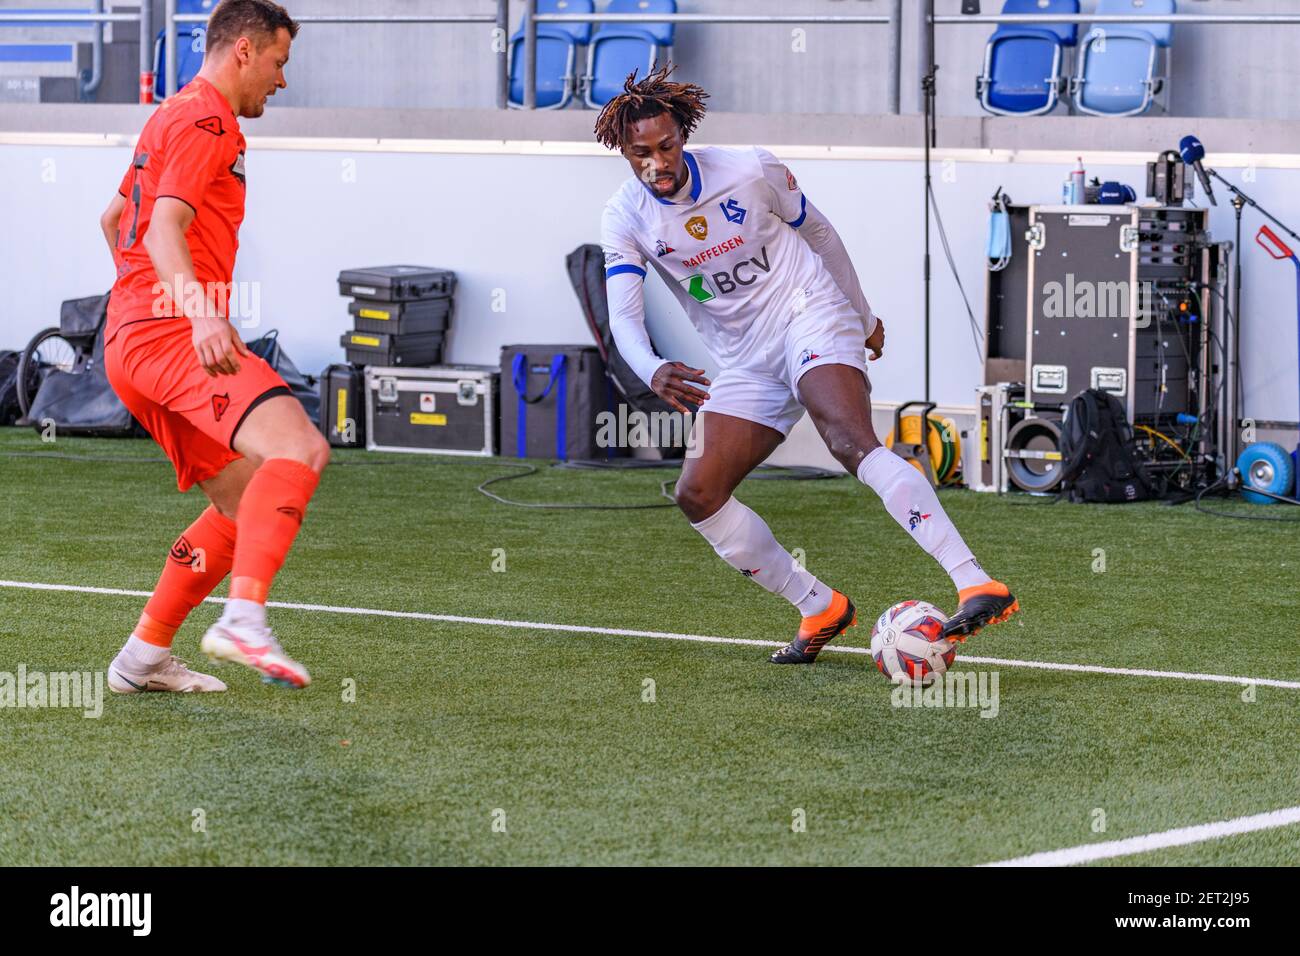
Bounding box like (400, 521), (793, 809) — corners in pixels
(921, 0), (938, 403)
(1205, 167), (1300, 467)
(886, 1), (943, 484)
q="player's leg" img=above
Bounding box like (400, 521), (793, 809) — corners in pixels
(104, 333), (253, 693)
(198, 393), (328, 688)
(678, 410), (857, 664)
(198, 454), (261, 519)
(796, 362), (1018, 639)
(107, 459), (259, 693)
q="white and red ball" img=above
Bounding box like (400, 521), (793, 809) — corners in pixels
(869, 600), (957, 686)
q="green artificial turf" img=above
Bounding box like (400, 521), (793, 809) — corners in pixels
(0, 426), (1296, 866)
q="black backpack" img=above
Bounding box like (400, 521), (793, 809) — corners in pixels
(565, 243), (688, 459)
(1058, 388), (1154, 503)
(0, 350), (24, 425)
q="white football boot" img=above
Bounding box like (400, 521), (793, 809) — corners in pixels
(200, 620), (311, 689)
(108, 656), (228, 694)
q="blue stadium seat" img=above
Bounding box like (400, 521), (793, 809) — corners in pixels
(508, 0), (594, 110)
(153, 0), (216, 98)
(1071, 0), (1175, 117)
(584, 0), (677, 109)
(976, 0), (1080, 116)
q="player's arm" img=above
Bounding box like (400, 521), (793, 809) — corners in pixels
(144, 197), (249, 377)
(756, 148), (884, 359)
(99, 192), (126, 259)
(101, 166), (133, 259)
(150, 119), (250, 377)
(602, 207), (710, 413)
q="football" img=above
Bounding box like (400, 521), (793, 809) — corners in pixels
(870, 600), (957, 686)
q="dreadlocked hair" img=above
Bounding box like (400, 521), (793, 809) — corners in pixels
(593, 63), (709, 151)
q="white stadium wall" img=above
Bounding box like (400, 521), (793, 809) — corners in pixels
(5, 97), (1300, 467)
(6, 136), (1300, 411)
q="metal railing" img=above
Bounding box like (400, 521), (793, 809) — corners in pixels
(7, 4), (1300, 112)
(935, 13), (1300, 25)
(168, 1), (509, 108)
(524, 1), (900, 111)
(0, 6), (151, 101)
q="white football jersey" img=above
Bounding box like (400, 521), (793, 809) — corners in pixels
(601, 146), (862, 375)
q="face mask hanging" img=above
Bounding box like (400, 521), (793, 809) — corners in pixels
(987, 187), (1011, 272)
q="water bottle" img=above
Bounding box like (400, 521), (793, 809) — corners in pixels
(1071, 157), (1086, 204)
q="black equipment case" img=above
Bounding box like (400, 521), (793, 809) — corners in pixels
(337, 266), (456, 302)
(348, 297), (452, 336)
(340, 330), (444, 367)
(364, 365), (498, 456)
(499, 344), (616, 461)
(318, 363), (365, 447)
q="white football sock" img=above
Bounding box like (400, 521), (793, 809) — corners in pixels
(114, 634), (170, 673)
(691, 496), (833, 616)
(855, 446), (990, 591)
(218, 597), (267, 629)
(950, 558), (993, 591)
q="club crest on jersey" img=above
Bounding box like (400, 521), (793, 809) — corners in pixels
(654, 239), (674, 258)
(719, 197), (747, 225)
(798, 349), (820, 366)
(229, 151), (246, 185)
(684, 216), (709, 241)
(194, 115), (224, 137)
(211, 393), (230, 422)
(907, 508), (932, 531)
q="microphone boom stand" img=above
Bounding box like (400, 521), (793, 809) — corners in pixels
(1204, 167), (1300, 465)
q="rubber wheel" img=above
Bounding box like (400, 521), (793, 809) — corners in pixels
(16, 326), (79, 419)
(1236, 442), (1295, 505)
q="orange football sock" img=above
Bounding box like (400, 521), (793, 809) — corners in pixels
(136, 505), (237, 648)
(230, 458), (320, 603)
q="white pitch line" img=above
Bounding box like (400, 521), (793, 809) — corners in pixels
(982, 805), (1300, 867)
(951, 653), (1300, 690)
(3, 578), (1299, 690)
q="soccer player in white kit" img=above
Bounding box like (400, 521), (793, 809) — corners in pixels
(596, 68), (1019, 664)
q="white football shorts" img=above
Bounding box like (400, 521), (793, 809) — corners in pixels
(695, 304), (871, 436)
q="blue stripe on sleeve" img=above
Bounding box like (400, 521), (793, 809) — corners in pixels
(786, 194), (808, 228)
(605, 264), (647, 280)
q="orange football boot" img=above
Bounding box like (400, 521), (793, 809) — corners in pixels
(941, 580), (1020, 642)
(769, 589), (857, 664)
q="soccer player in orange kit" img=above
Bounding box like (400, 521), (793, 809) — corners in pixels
(99, 0), (325, 692)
